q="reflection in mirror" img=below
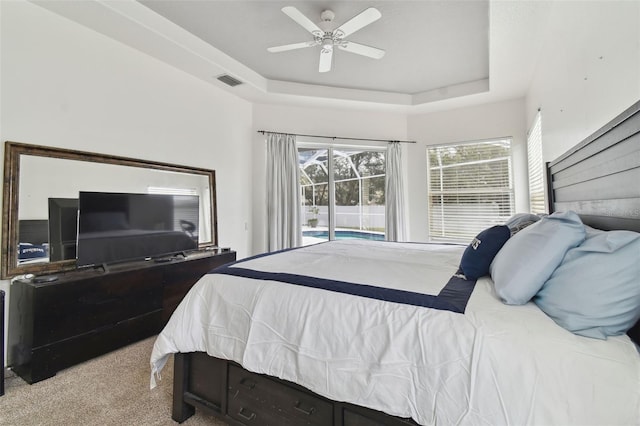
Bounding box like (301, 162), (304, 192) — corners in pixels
(47, 198), (78, 262)
(2, 142), (217, 278)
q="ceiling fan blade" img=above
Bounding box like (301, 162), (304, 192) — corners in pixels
(282, 6), (323, 36)
(319, 48), (333, 73)
(334, 7), (381, 38)
(268, 41), (319, 53)
(338, 41), (385, 59)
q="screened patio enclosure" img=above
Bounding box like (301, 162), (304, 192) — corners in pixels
(298, 147), (385, 244)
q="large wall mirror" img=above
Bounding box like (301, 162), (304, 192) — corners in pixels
(1, 141), (218, 278)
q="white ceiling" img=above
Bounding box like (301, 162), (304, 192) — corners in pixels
(32, 0), (554, 113)
(139, 1), (489, 95)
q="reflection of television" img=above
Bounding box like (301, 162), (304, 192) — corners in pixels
(76, 192), (199, 267)
(48, 198), (79, 262)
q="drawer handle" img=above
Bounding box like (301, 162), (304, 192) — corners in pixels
(239, 377), (256, 390)
(294, 400), (316, 416)
(237, 407), (256, 421)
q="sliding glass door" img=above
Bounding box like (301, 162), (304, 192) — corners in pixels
(300, 148), (330, 243)
(299, 146), (385, 246)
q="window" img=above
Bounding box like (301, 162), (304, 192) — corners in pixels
(299, 146), (385, 245)
(527, 112), (546, 214)
(427, 139), (514, 242)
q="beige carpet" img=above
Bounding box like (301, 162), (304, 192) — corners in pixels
(0, 337), (228, 426)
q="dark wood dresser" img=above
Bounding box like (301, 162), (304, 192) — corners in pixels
(7, 250), (236, 384)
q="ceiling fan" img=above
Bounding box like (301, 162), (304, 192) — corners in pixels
(267, 6), (385, 73)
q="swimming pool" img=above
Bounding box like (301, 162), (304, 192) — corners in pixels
(303, 230), (385, 241)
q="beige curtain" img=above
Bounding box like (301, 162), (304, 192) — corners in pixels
(385, 142), (407, 241)
(266, 132), (302, 251)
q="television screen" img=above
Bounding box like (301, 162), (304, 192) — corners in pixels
(48, 198), (79, 262)
(76, 191), (199, 267)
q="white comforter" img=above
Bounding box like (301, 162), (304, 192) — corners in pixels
(150, 240), (640, 425)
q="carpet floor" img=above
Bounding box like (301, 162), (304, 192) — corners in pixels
(0, 336), (228, 425)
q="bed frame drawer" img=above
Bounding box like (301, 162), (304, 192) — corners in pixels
(174, 353), (420, 426)
(228, 365), (334, 426)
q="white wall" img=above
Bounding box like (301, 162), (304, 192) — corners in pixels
(406, 99), (527, 242)
(251, 103), (407, 254)
(1, 1), (253, 257)
(404, 0), (640, 242)
(0, 1), (253, 361)
(525, 0), (640, 162)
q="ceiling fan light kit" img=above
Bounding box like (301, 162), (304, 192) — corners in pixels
(267, 6), (385, 73)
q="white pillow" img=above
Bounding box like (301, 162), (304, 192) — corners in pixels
(490, 211), (585, 305)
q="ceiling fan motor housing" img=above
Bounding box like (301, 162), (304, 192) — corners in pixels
(317, 10), (341, 50)
(320, 9), (335, 23)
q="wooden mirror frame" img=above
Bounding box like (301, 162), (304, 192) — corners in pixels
(1, 141), (218, 279)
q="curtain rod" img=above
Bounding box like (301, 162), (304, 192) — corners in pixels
(257, 130), (416, 144)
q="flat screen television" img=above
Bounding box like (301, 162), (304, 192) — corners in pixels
(76, 191), (199, 267)
(48, 198), (79, 262)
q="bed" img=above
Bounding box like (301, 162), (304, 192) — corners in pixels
(150, 99), (640, 426)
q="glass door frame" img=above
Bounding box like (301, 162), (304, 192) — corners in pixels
(298, 141), (386, 242)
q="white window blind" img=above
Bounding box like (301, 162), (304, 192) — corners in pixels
(427, 139), (514, 242)
(527, 112), (546, 214)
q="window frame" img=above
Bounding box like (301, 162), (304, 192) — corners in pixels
(298, 142), (386, 242)
(527, 111), (547, 214)
(426, 138), (515, 243)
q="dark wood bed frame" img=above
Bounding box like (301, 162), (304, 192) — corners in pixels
(172, 99), (640, 425)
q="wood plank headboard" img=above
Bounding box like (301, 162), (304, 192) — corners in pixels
(547, 100), (640, 231)
(546, 99), (640, 345)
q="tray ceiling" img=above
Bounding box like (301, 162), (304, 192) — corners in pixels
(31, 1), (553, 111)
(139, 1), (489, 96)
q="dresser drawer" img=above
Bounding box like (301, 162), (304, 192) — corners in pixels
(32, 268), (163, 346)
(23, 309), (161, 384)
(228, 365), (333, 426)
(161, 251), (236, 323)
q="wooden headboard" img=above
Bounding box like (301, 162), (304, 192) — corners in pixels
(546, 99), (640, 344)
(547, 100), (640, 231)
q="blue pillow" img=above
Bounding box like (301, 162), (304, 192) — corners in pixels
(18, 243), (47, 260)
(490, 211), (585, 305)
(534, 229), (640, 339)
(460, 225), (511, 280)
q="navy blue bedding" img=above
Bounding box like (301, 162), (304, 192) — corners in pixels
(212, 262), (476, 314)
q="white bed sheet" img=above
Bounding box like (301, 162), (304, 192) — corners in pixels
(150, 240), (640, 426)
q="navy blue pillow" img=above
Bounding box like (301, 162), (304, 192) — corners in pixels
(18, 243), (47, 260)
(460, 225), (511, 280)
